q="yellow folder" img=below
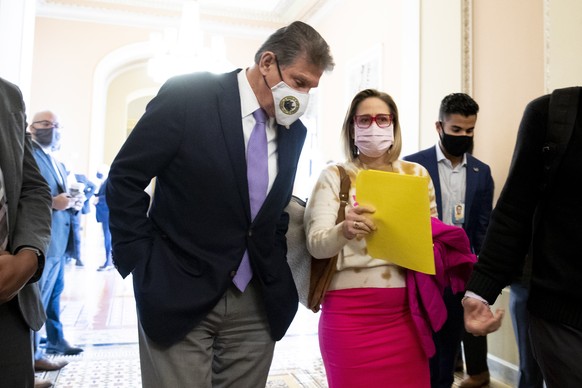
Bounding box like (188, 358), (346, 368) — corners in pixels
(355, 170), (435, 274)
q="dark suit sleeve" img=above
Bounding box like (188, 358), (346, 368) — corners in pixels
(106, 78), (187, 278)
(12, 132), (52, 282)
(467, 97), (547, 303)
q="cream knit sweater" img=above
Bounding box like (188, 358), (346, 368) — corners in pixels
(304, 160), (438, 291)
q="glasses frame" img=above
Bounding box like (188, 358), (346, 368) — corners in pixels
(32, 120), (61, 129)
(353, 114), (394, 129)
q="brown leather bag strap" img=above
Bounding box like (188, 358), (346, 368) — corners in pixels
(336, 165), (350, 224)
(307, 164), (351, 312)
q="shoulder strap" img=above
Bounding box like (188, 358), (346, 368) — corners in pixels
(307, 165), (351, 313)
(336, 165), (351, 223)
(542, 86), (580, 191)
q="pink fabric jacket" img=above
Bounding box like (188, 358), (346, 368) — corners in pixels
(406, 217), (476, 358)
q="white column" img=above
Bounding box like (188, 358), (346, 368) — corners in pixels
(0, 0), (36, 103)
(400, 0), (421, 156)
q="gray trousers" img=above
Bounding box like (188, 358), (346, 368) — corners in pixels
(138, 280), (276, 388)
(0, 299), (35, 387)
(530, 314), (582, 388)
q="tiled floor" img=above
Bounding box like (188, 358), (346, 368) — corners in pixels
(36, 225), (513, 387)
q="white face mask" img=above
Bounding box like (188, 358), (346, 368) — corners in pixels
(354, 123), (394, 157)
(271, 81), (309, 128)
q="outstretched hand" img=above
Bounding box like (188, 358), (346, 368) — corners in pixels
(463, 296), (505, 336)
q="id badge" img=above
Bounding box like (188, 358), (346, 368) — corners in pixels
(453, 202), (465, 224)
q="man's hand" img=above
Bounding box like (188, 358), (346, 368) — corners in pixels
(53, 193), (72, 210)
(463, 296), (505, 336)
(0, 250), (38, 303)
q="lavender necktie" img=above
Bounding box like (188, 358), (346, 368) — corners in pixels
(233, 108), (269, 291)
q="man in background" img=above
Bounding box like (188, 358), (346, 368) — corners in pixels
(404, 93), (494, 388)
(29, 111), (84, 370)
(66, 173), (97, 268)
(94, 167), (113, 271)
(0, 77), (53, 387)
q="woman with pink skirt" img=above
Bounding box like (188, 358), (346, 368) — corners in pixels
(305, 89), (475, 387)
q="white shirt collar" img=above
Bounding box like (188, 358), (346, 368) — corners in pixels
(237, 68), (261, 119)
(31, 138), (53, 155)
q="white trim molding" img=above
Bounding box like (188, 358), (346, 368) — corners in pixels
(461, 0), (473, 95)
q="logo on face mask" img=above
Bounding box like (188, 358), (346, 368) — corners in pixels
(271, 81), (309, 128)
(280, 95), (300, 115)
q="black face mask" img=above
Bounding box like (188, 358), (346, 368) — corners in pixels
(440, 131), (473, 157)
(33, 127), (55, 147)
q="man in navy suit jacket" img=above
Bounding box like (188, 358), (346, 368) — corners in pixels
(404, 93), (494, 388)
(107, 21), (334, 387)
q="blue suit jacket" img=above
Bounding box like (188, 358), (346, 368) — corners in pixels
(94, 178), (109, 223)
(107, 70), (307, 346)
(31, 142), (75, 259)
(404, 146), (494, 254)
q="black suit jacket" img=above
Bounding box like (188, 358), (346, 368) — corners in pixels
(107, 70), (306, 346)
(404, 146), (494, 254)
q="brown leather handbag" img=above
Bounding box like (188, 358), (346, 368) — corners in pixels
(307, 165), (351, 312)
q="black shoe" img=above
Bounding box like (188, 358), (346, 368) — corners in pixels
(46, 340), (84, 355)
(97, 264), (114, 271)
(75, 260), (84, 268)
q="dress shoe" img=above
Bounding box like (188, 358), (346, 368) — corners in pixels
(459, 371), (490, 388)
(45, 340), (84, 355)
(34, 356), (69, 371)
(34, 378), (53, 388)
(97, 264), (114, 271)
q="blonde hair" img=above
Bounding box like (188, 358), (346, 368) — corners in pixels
(341, 89), (402, 162)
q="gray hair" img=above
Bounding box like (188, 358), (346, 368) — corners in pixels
(254, 21), (334, 72)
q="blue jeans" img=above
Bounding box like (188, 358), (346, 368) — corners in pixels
(509, 283), (544, 388)
(35, 255), (66, 358)
(101, 219), (112, 266)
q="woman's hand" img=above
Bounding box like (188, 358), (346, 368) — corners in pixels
(342, 205), (376, 240)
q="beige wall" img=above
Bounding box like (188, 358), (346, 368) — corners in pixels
(472, 1), (545, 204)
(547, 0), (582, 90)
(27, 16), (264, 175)
(419, 0), (464, 150)
(315, 0), (408, 163)
(29, 17), (153, 173)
